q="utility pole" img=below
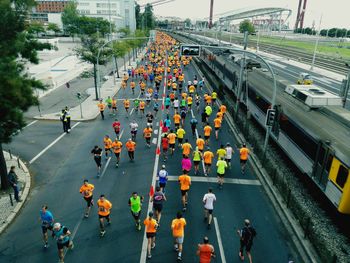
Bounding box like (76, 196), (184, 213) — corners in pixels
(343, 63), (350, 108)
(208, 0), (214, 29)
(310, 14), (322, 70)
(234, 31), (248, 119)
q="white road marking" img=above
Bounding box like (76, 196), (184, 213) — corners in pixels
(154, 130), (158, 135)
(99, 157), (111, 179)
(29, 122), (81, 164)
(152, 138), (157, 144)
(214, 217), (227, 263)
(24, 120), (38, 129)
(167, 175), (261, 185)
(140, 54), (168, 263)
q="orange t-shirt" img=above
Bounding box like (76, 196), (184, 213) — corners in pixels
(130, 82), (136, 88)
(182, 143), (192, 156)
(112, 141), (123, 153)
(97, 199), (112, 216)
(126, 141), (136, 151)
(216, 111), (223, 120)
(172, 218), (186, 237)
(140, 101), (145, 109)
(187, 97), (193, 104)
(104, 138), (112, 149)
(97, 103), (105, 111)
(196, 138), (205, 150)
(198, 244), (214, 263)
(174, 114), (181, 124)
(240, 147), (250, 160)
(203, 151), (214, 164)
(124, 100), (130, 108)
(144, 218), (158, 233)
(79, 183), (94, 198)
(220, 105), (227, 113)
(167, 133), (176, 144)
(178, 174), (191, 190)
(143, 128), (152, 138)
(206, 96), (212, 103)
(204, 126), (212, 136)
(214, 118), (222, 128)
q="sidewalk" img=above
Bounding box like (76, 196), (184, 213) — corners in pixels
(0, 151), (31, 235)
(34, 47), (147, 121)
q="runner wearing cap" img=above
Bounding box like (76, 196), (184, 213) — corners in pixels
(144, 211), (158, 259)
(157, 165), (169, 192)
(52, 222), (74, 262)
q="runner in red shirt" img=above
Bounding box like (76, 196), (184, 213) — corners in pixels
(112, 119), (121, 139)
(161, 134), (169, 161)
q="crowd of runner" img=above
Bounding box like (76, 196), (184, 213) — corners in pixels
(40, 32), (256, 263)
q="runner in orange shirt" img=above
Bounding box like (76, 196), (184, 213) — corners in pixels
(144, 211), (158, 259)
(79, 179), (94, 218)
(97, 194), (112, 236)
(213, 117), (222, 140)
(203, 147), (214, 175)
(97, 100), (106, 120)
(173, 113), (181, 130)
(111, 98), (117, 115)
(139, 100), (145, 117)
(219, 104), (227, 117)
(143, 124), (153, 148)
(182, 139), (192, 157)
(178, 171), (191, 211)
(130, 81), (136, 95)
(196, 135), (205, 152)
(240, 143), (250, 174)
(203, 124), (212, 145)
(123, 99), (130, 115)
(171, 212), (187, 261)
(167, 130), (177, 155)
(125, 138), (136, 161)
(112, 138), (123, 167)
(103, 135), (113, 159)
(197, 237), (215, 263)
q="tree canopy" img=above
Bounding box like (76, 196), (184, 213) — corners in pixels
(0, 0), (51, 188)
(239, 20), (255, 34)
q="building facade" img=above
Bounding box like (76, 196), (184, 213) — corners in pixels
(35, 0), (70, 13)
(75, 0), (136, 31)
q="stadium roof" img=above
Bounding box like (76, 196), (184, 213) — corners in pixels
(218, 7), (292, 23)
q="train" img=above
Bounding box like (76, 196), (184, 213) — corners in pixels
(174, 31), (350, 214)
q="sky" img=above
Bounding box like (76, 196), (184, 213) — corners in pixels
(137, 0), (350, 29)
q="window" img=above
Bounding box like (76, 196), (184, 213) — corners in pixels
(336, 165), (348, 189)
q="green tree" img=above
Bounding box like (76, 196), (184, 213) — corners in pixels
(112, 41), (128, 72)
(47, 23), (61, 34)
(0, 0), (51, 189)
(135, 2), (142, 30)
(143, 3), (155, 31)
(61, 2), (80, 37)
(28, 21), (46, 37)
(75, 34), (112, 100)
(78, 16), (112, 37)
(239, 19), (255, 34)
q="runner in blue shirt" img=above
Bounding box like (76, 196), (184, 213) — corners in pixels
(165, 95), (171, 113)
(157, 165), (168, 192)
(40, 205), (54, 248)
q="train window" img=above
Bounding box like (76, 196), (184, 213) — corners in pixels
(336, 165), (348, 189)
(279, 118), (318, 159)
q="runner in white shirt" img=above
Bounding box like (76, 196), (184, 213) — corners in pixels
(173, 98), (180, 113)
(202, 188), (216, 229)
(225, 142), (234, 168)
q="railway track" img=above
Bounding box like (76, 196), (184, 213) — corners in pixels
(193, 31), (349, 75)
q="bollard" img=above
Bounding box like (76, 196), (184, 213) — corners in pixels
(9, 149), (12, 159)
(9, 193), (14, 206)
(304, 217), (311, 238)
(17, 157), (21, 169)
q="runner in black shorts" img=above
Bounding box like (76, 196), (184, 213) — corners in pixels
(91, 145), (102, 176)
(151, 186), (166, 225)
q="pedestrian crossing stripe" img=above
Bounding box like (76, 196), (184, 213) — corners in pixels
(167, 175), (261, 186)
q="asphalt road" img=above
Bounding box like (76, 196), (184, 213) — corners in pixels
(0, 49), (300, 263)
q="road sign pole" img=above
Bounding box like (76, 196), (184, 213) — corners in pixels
(79, 99), (83, 118)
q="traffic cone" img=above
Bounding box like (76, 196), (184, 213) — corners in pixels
(149, 185), (154, 197)
(156, 147), (161, 155)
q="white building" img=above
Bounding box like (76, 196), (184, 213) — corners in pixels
(75, 0), (136, 31)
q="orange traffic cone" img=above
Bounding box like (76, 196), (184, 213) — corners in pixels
(156, 147), (161, 155)
(160, 120), (163, 127)
(149, 185), (154, 197)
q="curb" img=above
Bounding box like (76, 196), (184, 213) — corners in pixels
(0, 152), (31, 235)
(191, 58), (319, 262)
